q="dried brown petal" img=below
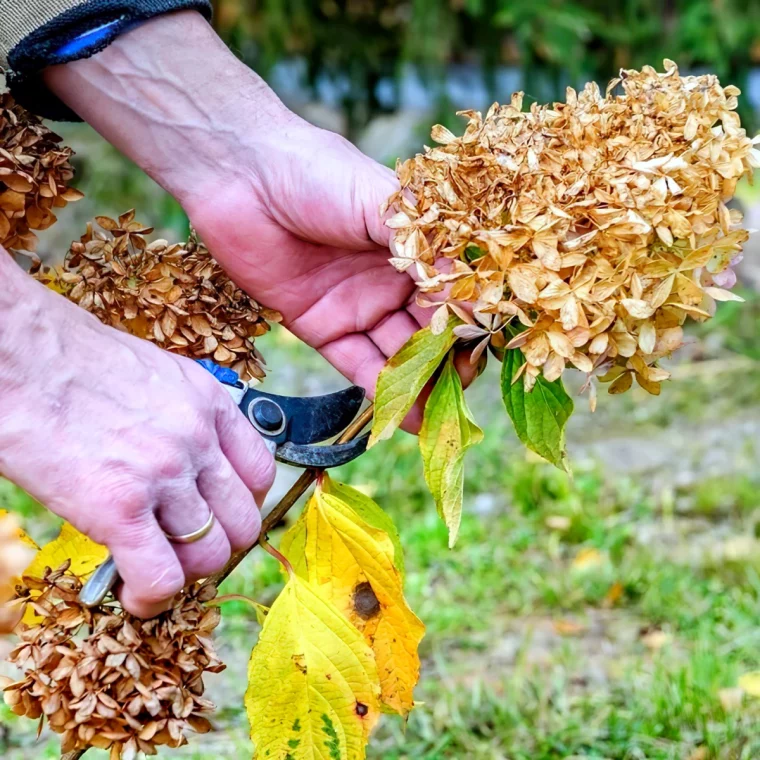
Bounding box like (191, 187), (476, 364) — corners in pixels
(32, 222), (280, 381)
(5, 569), (224, 756)
(0, 94), (80, 254)
(386, 62), (755, 401)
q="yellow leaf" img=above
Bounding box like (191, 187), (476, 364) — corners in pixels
(369, 319), (459, 446)
(0, 509), (38, 549)
(23, 522), (108, 581)
(321, 476), (405, 580)
(296, 485), (425, 716)
(20, 522), (108, 625)
(279, 511), (309, 579)
(419, 355), (483, 546)
(738, 671), (760, 697)
(281, 475), (406, 591)
(246, 574), (380, 759)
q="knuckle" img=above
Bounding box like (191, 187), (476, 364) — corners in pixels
(150, 449), (190, 482)
(186, 410), (216, 452)
(101, 478), (152, 519)
(138, 567), (186, 605)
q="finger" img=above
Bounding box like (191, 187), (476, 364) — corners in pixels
(454, 348), (480, 390)
(367, 310), (422, 359)
(319, 333), (387, 397)
(154, 477), (232, 582)
(286, 253), (414, 348)
(198, 454), (262, 553)
(215, 395), (276, 505)
(108, 513), (185, 619)
(172, 517), (231, 584)
(319, 332), (426, 433)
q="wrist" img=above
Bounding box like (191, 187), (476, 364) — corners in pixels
(43, 11), (293, 205)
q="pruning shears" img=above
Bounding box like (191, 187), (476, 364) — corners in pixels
(78, 361), (370, 607)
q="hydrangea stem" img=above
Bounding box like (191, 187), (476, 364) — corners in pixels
(61, 402), (374, 760)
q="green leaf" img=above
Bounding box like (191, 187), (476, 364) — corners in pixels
(419, 354), (483, 547)
(369, 318), (459, 447)
(500, 346), (574, 470)
(321, 475), (406, 580)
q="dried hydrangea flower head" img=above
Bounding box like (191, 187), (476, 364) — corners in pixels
(0, 513), (34, 633)
(385, 60), (758, 397)
(0, 93), (82, 254)
(2, 565), (223, 759)
(33, 212), (281, 381)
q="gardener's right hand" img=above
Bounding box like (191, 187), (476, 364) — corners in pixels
(0, 249), (275, 617)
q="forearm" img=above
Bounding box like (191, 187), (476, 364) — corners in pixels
(0, 254), (41, 397)
(0, 255), (61, 468)
(43, 11), (292, 205)
(0, 254), (77, 409)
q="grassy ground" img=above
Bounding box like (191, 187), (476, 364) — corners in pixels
(4, 316), (760, 760)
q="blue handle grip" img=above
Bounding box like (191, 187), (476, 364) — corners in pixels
(196, 359), (241, 386)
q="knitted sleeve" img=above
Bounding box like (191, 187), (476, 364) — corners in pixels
(0, 0), (212, 119)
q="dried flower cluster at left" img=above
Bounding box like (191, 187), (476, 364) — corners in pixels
(0, 93), (82, 254)
(2, 565), (224, 760)
(33, 212), (281, 381)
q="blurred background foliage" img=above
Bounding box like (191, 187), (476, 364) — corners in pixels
(212, 0), (760, 137)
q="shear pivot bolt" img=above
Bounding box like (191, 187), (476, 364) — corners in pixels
(251, 398), (285, 434)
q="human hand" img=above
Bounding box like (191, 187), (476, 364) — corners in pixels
(45, 11), (475, 431)
(0, 252), (274, 617)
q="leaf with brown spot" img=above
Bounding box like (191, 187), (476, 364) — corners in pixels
(282, 482), (424, 716)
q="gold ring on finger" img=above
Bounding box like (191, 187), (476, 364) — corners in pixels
(163, 511), (216, 544)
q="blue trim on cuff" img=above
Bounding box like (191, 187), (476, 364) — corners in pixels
(53, 18), (139, 58)
(7, 0), (212, 121)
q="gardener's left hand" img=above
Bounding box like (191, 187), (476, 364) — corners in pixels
(45, 10), (471, 431)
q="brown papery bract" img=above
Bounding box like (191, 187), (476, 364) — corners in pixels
(3, 565), (223, 759)
(386, 60), (759, 398)
(0, 93), (82, 255)
(32, 214), (281, 381)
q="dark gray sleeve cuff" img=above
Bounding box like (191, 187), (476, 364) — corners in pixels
(7, 0), (213, 121)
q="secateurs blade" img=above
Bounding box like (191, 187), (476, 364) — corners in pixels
(200, 361), (370, 467)
(78, 361), (370, 607)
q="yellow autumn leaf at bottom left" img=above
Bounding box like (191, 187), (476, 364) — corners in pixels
(0, 511), (36, 633)
(21, 521), (108, 625)
(23, 521), (108, 581)
(246, 573), (380, 760)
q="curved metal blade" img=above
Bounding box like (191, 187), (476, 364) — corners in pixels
(244, 385), (366, 444)
(275, 433), (369, 468)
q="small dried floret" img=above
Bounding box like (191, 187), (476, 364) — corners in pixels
(386, 60), (758, 399)
(33, 212), (281, 381)
(0, 93), (82, 255)
(3, 564), (223, 759)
